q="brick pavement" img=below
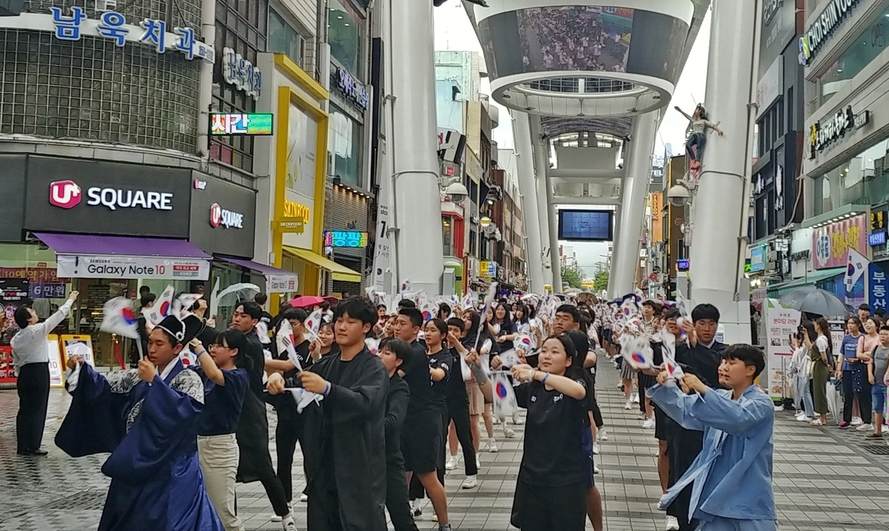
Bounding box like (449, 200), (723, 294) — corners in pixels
(1, 363), (889, 530)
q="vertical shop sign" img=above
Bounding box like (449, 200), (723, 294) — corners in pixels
(869, 261), (889, 313)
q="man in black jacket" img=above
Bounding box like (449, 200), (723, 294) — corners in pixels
(380, 338), (420, 531)
(664, 303), (725, 531)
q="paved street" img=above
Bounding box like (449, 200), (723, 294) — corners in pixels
(2, 364), (889, 530)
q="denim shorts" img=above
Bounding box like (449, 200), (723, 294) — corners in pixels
(872, 384), (887, 415)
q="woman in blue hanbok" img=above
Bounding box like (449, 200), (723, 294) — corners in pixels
(55, 314), (223, 531)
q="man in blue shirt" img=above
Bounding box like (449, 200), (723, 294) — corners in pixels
(648, 344), (776, 531)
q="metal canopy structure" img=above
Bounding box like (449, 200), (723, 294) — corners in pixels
(464, 0), (710, 294)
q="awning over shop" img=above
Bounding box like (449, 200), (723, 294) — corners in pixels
(216, 256), (299, 294)
(283, 246), (362, 283)
(34, 232), (211, 280)
(767, 268), (844, 296)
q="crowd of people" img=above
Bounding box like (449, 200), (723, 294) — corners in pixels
(8, 285), (781, 531)
(788, 303), (889, 438)
(518, 6), (630, 72)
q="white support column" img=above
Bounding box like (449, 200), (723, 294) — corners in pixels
(544, 168), (563, 293)
(512, 112), (545, 293)
(533, 138), (554, 288)
(609, 112), (658, 298)
(535, 142), (563, 293)
(689, 0), (758, 344)
(389, 0), (443, 296)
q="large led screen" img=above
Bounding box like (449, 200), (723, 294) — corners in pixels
(478, 6), (688, 84)
(558, 210), (614, 241)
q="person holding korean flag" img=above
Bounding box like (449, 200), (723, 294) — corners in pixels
(509, 334), (591, 531)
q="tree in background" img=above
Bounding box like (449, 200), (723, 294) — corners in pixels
(561, 264), (585, 289)
(594, 270), (609, 292)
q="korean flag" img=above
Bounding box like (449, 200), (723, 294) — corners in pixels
(844, 248), (869, 292)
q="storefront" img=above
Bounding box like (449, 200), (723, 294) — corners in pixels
(256, 52), (341, 298)
(0, 154), (295, 367)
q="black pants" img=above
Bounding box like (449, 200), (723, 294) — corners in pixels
(386, 460), (419, 531)
(446, 398), (478, 476)
(590, 396), (604, 428)
(307, 486), (343, 531)
(511, 481), (586, 531)
(842, 372), (872, 425)
(16, 362), (50, 453)
(409, 410), (449, 500)
(275, 411), (303, 502)
(666, 425), (703, 531)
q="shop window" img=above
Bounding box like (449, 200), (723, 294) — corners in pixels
(814, 139), (889, 215)
(269, 9), (309, 68)
(328, 0), (363, 76)
(818, 6), (889, 105)
(329, 104), (363, 187)
(443, 216), (455, 257)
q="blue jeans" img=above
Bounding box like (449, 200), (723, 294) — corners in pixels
(796, 374), (814, 417)
(872, 384), (887, 415)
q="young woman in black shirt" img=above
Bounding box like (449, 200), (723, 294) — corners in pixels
(510, 334), (589, 531)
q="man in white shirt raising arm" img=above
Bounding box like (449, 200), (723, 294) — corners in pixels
(11, 290), (78, 456)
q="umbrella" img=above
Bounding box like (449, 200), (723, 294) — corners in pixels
(778, 286), (849, 317)
(289, 295), (326, 309)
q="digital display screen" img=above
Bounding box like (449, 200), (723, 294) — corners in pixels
(210, 113), (274, 136)
(677, 259), (690, 272)
(557, 210), (613, 241)
(477, 6), (688, 84)
(324, 231), (368, 248)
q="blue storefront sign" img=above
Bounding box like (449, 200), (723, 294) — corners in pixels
(870, 262), (889, 312)
(0, 8), (215, 63)
(749, 244), (767, 273)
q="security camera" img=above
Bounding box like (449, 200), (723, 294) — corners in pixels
(667, 184), (691, 207)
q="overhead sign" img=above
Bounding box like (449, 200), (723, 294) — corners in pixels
(809, 105), (869, 157)
(324, 230), (368, 248)
(25, 156), (191, 238)
(0, 8), (216, 62)
(222, 47), (262, 99)
(49, 179), (174, 211)
(870, 231), (887, 247)
(332, 65), (369, 109)
(210, 113), (273, 136)
(799, 0), (861, 66)
(56, 255), (210, 280)
(209, 203), (244, 229)
(749, 244), (768, 273)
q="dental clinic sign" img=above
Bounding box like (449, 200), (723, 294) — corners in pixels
(0, 7), (214, 62)
(799, 0), (861, 66)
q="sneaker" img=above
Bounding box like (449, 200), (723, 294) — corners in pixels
(299, 494), (308, 503)
(624, 400), (632, 410)
(665, 515), (680, 530)
(838, 421), (850, 429)
(642, 418), (656, 429)
(282, 514), (297, 531)
(856, 423), (874, 432)
(485, 438), (498, 453)
(796, 415), (812, 422)
(632, 393), (640, 404)
(445, 455), (458, 471)
(811, 419), (824, 426)
(411, 503), (423, 518)
(593, 464), (601, 475)
(504, 425), (516, 439)
(773, 404), (784, 412)
(593, 442), (601, 455)
(851, 416), (863, 426)
(438, 525), (452, 531)
(597, 429), (608, 441)
(476, 455), (481, 469)
(461, 475), (478, 489)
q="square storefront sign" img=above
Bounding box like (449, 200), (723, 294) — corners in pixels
(56, 255), (210, 280)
